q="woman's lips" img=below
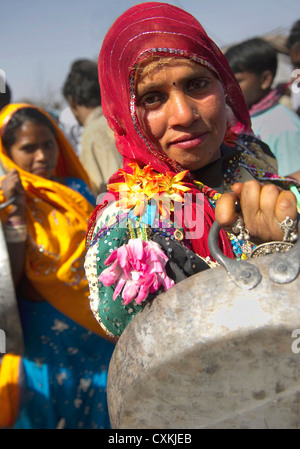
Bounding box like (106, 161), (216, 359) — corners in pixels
(33, 167), (51, 177)
(169, 133), (208, 149)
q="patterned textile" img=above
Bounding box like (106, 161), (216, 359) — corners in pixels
(85, 136), (297, 339)
(14, 298), (114, 429)
(0, 104), (114, 428)
(0, 103), (104, 335)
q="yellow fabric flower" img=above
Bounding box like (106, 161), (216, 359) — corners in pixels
(107, 162), (190, 217)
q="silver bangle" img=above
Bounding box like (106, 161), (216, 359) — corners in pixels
(4, 223), (28, 243)
(249, 216), (298, 258)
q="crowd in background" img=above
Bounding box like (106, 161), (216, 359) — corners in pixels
(0, 11), (299, 429)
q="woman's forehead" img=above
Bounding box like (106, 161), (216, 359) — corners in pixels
(14, 121), (55, 140)
(136, 56), (214, 82)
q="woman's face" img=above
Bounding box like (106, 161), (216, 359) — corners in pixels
(290, 43), (300, 70)
(8, 121), (59, 178)
(233, 71), (267, 108)
(135, 58), (227, 170)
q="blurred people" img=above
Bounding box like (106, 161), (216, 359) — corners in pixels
(0, 83), (11, 111)
(0, 104), (114, 429)
(62, 59), (122, 197)
(58, 103), (83, 156)
(225, 37), (300, 179)
(286, 19), (300, 117)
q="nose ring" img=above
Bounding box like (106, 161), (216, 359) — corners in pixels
(192, 106), (199, 116)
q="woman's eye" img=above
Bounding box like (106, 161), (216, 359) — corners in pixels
(140, 93), (164, 108)
(188, 78), (209, 91)
(44, 141), (55, 149)
(21, 145), (35, 152)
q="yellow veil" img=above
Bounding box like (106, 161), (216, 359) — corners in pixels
(0, 104), (107, 338)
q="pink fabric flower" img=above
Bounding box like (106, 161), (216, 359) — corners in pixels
(99, 238), (174, 305)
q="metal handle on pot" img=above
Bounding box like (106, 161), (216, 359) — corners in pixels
(208, 219), (300, 288)
(208, 220), (262, 290)
(0, 161), (18, 210)
(268, 219), (300, 284)
(0, 195), (18, 210)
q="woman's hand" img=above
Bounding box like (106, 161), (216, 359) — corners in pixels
(1, 169), (26, 219)
(215, 180), (298, 243)
(1, 169), (27, 287)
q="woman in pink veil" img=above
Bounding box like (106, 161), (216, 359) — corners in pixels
(85, 2), (299, 339)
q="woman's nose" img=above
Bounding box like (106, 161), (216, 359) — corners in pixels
(35, 147), (47, 160)
(168, 92), (199, 128)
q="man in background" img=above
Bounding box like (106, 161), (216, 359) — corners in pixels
(225, 38), (300, 179)
(62, 59), (122, 196)
(286, 19), (300, 117)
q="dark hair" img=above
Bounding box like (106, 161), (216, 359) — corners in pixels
(2, 107), (56, 151)
(62, 59), (101, 107)
(224, 37), (278, 78)
(0, 83), (11, 110)
(286, 19), (300, 50)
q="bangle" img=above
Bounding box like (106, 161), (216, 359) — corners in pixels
(6, 217), (26, 226)
(4, 223), (28, 243)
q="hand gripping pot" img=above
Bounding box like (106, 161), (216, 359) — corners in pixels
(107, 220), (300, 429)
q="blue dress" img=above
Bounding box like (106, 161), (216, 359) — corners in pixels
(13, 178), (114, 429)
(15, 299), (114, 429)
(65, 177), (96, 206)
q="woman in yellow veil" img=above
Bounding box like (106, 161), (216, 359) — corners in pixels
(0, 104), (114, 429)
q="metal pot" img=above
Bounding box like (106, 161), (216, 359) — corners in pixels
(107, 221), (300, 429)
